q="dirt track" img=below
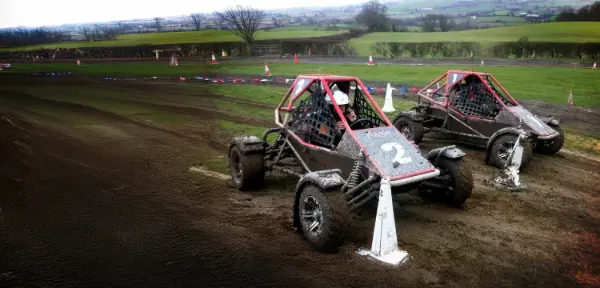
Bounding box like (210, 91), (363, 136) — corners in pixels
(1, 75), (599, 287)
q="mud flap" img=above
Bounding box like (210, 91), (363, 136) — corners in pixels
(425, 145), (465, 166)
(357, 178), (409, 266)
(229, 136), (264, 154)
(292, 169), (345, 229)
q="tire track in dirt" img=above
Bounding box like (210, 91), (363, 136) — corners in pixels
(0, 88), (270, 151)
(0, 115), (342, 288)
(93, 80), (275, 109)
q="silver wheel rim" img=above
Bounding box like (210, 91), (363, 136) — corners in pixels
(301, 195), (323, 237)
(498, 140), (515, 163)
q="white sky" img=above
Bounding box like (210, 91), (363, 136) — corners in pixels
(0, 0), (366, 28)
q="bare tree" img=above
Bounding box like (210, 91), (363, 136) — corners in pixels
(355, 0), (390, 32)
(153, 17), (163, 32)
(215, 5), (265, 56)
(190, 13), (203, 30)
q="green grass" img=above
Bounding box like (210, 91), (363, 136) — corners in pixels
(350, 22), (600, 56)
(563, 127), (600, 156)
(205, 85), (289, 105)
(1, 26), (348, 52)
(213, 99), (273, 119)
(477, 16), (527, 23)
(8, 61), (600, 108)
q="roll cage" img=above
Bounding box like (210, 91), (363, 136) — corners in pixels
(274, 75), (393, 151)
(416, 70), (521, 122)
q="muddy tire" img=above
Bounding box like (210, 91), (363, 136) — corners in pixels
(393, 115), (425, 144)
(436, 158), (473, 208)
(535, 125), (564, 155)
(228, 144), (265, 190)
(298, 184), (349, 253)
(490, 134), (532, 170)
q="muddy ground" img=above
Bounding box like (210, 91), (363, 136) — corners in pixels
(0, 75), (599, 287)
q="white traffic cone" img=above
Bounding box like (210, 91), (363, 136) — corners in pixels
(481, 60), (484, 66)
(381, 83), (396, 113)
(264, 62), (271, 76)
(593, 62), (597, 69)
(76, 59), (81, 66)
(357, 177), (409, 266)
(368, 55), (374, 66)
(222, 50), (227, 59)
(210, 52), (218, 64)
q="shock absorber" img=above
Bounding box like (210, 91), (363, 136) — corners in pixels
(345, 149), (365, 192)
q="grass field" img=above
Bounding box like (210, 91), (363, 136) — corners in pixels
(0, 26), (349, 52)
(350, 22), (600, 56)
(7, 61), (600, 108)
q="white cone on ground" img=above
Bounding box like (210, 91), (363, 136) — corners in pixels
(568, 90), (574, 105)
(170, 54), (178, 66)
(593, 62), (597, 69)
(381, 83), (396, 113)
(481, 60), (484, 66)
(357, 178), (409, 266)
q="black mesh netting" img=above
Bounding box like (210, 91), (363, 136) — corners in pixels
(352, 88), (385, 127)
(289, 87), (341, 148)
(449, 81), (503, 120)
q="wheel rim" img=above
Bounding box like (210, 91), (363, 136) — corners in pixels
(300, 195), (323, 237)
(497, 140), (515, 163)
(230, 149), (243, 182)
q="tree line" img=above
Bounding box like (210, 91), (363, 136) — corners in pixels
(0, 28), (69, 48)
(556, 1), (600, 21)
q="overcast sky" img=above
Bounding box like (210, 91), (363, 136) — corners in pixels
(0, 0), (366, 28)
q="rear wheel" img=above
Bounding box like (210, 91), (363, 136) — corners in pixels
(228, 144), (265, 190)
(490, 134), (532, 170)
(298, 184), (349, 253)
(535, 125), (564, 155)
(393, 115), (425, 144)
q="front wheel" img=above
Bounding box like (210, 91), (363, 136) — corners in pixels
(393, 115), (425, 144)
(535, 125), (564, 155)
(425, 158), (473, 208)
(228, 144), (265, 190)
(490, 134), (532, 170)
(298, 184), (350, 253)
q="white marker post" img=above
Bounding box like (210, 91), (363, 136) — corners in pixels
(381, 83), (396, 113)
(357, 178), (409, 266)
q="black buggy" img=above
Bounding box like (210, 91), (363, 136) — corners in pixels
(392, 70), (564, 170)
(228, 75), (474, 253)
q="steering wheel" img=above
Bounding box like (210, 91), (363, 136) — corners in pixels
(349, 118), (377, 130)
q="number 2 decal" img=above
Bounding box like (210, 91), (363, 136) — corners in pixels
(381, 142), (412, 167)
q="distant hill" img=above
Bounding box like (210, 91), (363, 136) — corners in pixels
(350, 21), (600, 55)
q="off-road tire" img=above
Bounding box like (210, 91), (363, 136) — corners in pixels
(436, 158), (473, 208)
(298, 184), (350, 253)
(228, 144), (265, 190)
(393, 115), (425, 144)
(490, 134), (532, 170)
(535, 125), (564, 155)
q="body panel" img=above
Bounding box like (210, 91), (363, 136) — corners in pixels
(353, 127), (435, 179)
